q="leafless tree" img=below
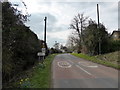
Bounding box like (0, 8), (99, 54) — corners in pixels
(66, 31), (80, 52)
(70, 13), (88, 43)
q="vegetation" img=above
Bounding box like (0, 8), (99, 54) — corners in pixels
(83, 20), (109, 55)
(50, 48), (62, 54)
(3, 54), (57, 88)
(28, 54), (57, 88)
(66, 31), (80, 52)
(96, 51), (120, 65)
(2, 1), (120, 88)
(107, 40), (120, 52)
(71, 53), (120, 69)
(49, 41), (71, 54)
(67, 13), (120, 56)
(67, 13), (120, 70)
(16, 54), (56, 88)
(2, 2), (45, 87)
(69, 13), (88, 53)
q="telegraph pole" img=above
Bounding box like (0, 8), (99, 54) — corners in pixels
(37, 17), (47, 61)
(44, 16), (47, 44)
(97, 4), (100, 28)
(97, 4), (101, 55)
(42, 16), (47, 57)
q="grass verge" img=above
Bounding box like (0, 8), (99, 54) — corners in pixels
(28, 54), (57, 88)
(71, 53), (120, 69)
(3, 54), (57, 88)
(96, 51), (120, 65)
(14, 54), (57, 88)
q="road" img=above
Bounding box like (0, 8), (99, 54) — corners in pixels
(51, 54), (118, 88)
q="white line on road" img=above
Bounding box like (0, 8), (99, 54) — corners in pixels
(87, 66), (98, 68)
(78, 62), (98, 68)
(76, 65), (92, 75)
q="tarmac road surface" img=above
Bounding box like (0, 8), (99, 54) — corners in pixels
(51, 54), (118, 88)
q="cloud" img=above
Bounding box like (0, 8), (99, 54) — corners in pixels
(25, 13), (58, 39)
(9, 0), (119, 3)
(47, 30), (71, 47)
(47, 30), (70, 40)
(9, 0), (119, 47)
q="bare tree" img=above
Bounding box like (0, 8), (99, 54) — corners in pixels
(70, 13), (88, 43)
(53, 41), (60, 50)
(66, 31), (80, 52)
(69, 13), (88, 52)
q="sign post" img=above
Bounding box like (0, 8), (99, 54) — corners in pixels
(37, 51), (45, 64)
(42, 48), (46, 53)
(37, 52), (45, 56)
(37, 47), (46, 63)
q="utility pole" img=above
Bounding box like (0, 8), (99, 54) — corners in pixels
(37, 17), (47, 61)
(97, 4), (101, 55)
(97, 4), (100, 28)
(44, 16), (47, 44)
(42, 16), (47, 57)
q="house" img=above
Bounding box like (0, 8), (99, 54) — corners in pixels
(111, 30), (120, 40)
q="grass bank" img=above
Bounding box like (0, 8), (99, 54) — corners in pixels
(71, 53), (120, 69)
(96, 51), (120, 65)
(29, 54), (57, 88)
(14, 54), (57, 88)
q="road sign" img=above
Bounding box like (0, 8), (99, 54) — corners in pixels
(42, 48), (46, 53)
(37, 52), (45, 56)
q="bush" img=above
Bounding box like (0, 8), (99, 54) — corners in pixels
(2, 2), (43, 86)
(108, 40), (120, 52)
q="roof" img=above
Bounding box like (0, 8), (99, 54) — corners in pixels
(111, 30), (120, 36)
(111, 30), (120, 40)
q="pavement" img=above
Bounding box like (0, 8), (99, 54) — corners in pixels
(51, 53), (118, 88)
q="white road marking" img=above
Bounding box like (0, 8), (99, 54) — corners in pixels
(87, 66), (98, 68)
(79, 62), (98, 68)
(76, 65), (92, 75)
(57, 61), (72, 68)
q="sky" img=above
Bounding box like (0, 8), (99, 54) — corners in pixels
(9, 0), (119, 48)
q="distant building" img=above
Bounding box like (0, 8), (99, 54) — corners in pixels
(111, 30), (120, 40)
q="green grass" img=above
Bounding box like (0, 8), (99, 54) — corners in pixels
(28, 54), (57, 88)
(3, 54), (57, 88)
(96, 51), (120, 65)
(71, 53), (120, 69)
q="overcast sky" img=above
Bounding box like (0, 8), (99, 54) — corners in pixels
(9, 0), (119, 48)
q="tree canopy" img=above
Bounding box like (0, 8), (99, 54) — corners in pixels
(2, 2), (43, 87)
(68, 13), (117, 55)
(83, 20), (109, 55)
